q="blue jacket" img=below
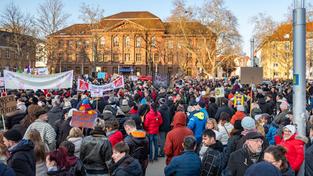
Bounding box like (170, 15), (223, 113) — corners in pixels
(266, 123), (278, 145)
(164, 151), (201, 176)
(200, 108), (209, 119)
(187, 111), (206, 143)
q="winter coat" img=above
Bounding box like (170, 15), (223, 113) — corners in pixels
(207, 103), (218, 120)
(276, 134), (306, 172)
(164, 151), (201, 176)
(7, 139), (36, 176)
(218, 123), (234, 145)
(200, 141), (224, 176)
(244, 161), (282, 176)
(187, 110), (206, 143)
(305, 143), (313, 176)
(0, 162), (15, 176)
(143, 109), (163, 135)
(274, 110), (288, 125)
(47, 106), (63, 129)
(164, 112), (193, 165)
(215, 105), (235, 120)
(107, 130), (123, 147)
(5, 110), (26, 129)
(111, 155), (143, 176)
(67, 137), (83, 158)
(225, 145), (263, 176)
(266, 122), (279, 145)
(57, 117), (72, 148)
(80, 130), (112, 174)
(224, 130), (242, 165)
(230, 111), (246, 125)
(281, 163), (295, 176)
(159, 104), (171, 132)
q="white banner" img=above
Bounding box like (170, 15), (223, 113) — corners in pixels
(4, 70), (73, 90)
(90, 76), (124, 97)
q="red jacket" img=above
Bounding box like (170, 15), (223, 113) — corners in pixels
(144, 109), (163, 134)
(276, 134), (305, 171)
(230, 111), (246, 125)
(164, 112), (193, 165)
(108, 130), (123, 147)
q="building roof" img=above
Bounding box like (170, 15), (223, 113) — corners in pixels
(164, 21), (210, 35)
(52, 24), (92, 35)
(268, 21), (313, 41)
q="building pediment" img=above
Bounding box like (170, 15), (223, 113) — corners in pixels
(106, 20), (147, 32)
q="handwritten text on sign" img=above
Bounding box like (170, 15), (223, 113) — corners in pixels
(71, 111), (97, 129)
(0, 95), (17, 114)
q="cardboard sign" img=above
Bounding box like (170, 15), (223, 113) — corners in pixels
(153, 74), (169, 88)
(0, 95), (17, 114)
(240, 67), (263, 84)
(97, 72), (106, 79)
(215, 87), (225, 98)
(71, 111), (97, 129)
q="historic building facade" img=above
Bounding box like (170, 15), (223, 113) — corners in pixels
(0, 31), (36, 75)
(48, 11), (213, 77)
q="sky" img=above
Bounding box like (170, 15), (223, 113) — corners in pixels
(0, 0), (297, 55)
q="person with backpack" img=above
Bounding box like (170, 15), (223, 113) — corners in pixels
(124, 119), (149, 175)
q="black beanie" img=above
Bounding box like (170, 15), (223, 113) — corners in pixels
(4, 129), (22, 142)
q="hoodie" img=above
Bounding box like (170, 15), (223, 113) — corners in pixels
(111, 155), (143, 176)
(165, 112), (193, 165)
(187, 110), (206, 143)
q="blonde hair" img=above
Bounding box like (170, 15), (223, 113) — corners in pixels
(206, 118), (218, 130)
(67, 127), (83, 139)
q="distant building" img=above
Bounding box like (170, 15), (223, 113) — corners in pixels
(0, 31), (36, 74)
(257, 22), (313, 79)
(47, 11), (214, 76)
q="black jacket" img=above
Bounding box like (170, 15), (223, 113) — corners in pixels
(159, 104), (171, 132)
(207, 103), (218, 120)
(305, 144), (313, 176)
(47, 106), (63, 128)
(5, 111), (26, 129)
(111, 155), (143, 176)
(200, 141), (224, 176)
(215, 105), (234, 121)
(7, 139), (36, 176)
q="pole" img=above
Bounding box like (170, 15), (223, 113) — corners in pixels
(293, 0), (306, 137)
(1, 115), (6, 131)
(250, 38), (255, 67)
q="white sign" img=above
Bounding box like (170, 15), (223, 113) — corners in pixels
(4, 70), (73, 90)
(90, 76), (124, 97)
(215, 87), (225, 98)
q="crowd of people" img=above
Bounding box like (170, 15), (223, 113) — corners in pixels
(0, 75), (313, 176)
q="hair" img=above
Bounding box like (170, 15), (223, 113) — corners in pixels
(48, 147), (70, 170)
(67, 127), (83, 139)
(0, 131), (7, 158)
(206, 118), (218, 130)
(59, 141), (75, 156)
(105, 119), (119, 130)
(183, 135), (197, 151)
(209, 97), (216, 103)
(26, 129), (46, 162)
(220, 112), (231, 122)
(202, 129), (216, 140)
(113, 141), (130, 154)
(150, 102), (158, 116)
(123, 119), (136, 128)
(21, 105), (42, 127)
(264, 145), (288, 169)
(138, 104), (150, 116)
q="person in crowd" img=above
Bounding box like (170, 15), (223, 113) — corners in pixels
(187, 102), (207, 147)
(105, 119), (123, 147)
(205, 118), (221, 141)
(66, 127), (83, 158)
(225, 132), (264, 176)
(57, 108), (77, 144)
(4, 129), (36, 176)
(200, 129), (224, 176)
(131, 104), (150, 130)
(215, 98), (234, 121)
(143, 102), (163, 161)
(158, 98), (171, 157)
(264, 145), (295, 176)
(217, 112), (234, 146)
(120, 99), (131, 115)
(46, 147), (71, 175)
(24, 108), (57, 151)
(47, 97), (63, 129)
(164, 136), (201, 176)
(275, 125), (306, 172)
(164, 112), (193, 165)
(59, 141), (86, 176)
(123, 119), (149, 175)
(80, 123), (112, 176)
(207, 97), (218, 120)
(244, 161), (282, 176)
(224, 120), (244, 165)
(110, 141), (143, 176)
(5, 97), (27, 129)
(26, 129), (48, 176)
(230, 105), (246, 125)
(0, 131), (9, 164)
(274, 102), (289, 125)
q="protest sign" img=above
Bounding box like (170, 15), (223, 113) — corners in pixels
(4, 70), (73, 90)
(240, 67), (263, 84)
(0, 95), (17, 115)
(77, 79), (90, 91)
(97, 72), (106, 79)
(215, 87), (225, 98)
(71, 111), (97, 129)
(153, 74), (169, 88)
(90, 76), (125, 97)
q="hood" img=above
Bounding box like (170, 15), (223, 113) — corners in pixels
(295, 135), (309, 144)
(10, 139), (34, 154)
(159, 104), (169, 111)
(193, 111), (205, 120)
(131, 130), (146, 138)
(130, 130), (147, 147)
(208, 141), (224, 152)
(114, 155), (142, 175)
(172, 112), (187, 128)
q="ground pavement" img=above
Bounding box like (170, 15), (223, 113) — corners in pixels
(146, 157), (166, 176)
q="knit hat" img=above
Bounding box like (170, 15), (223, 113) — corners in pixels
(245, 161), (282, 176)
(284, 125), (296, 135)
(3, 129), (22, 142)
(237, 105), (245, 112)
(241, 116), (256, 130)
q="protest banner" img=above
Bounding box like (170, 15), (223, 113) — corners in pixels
(215, 87), (225, 98)
(71, 111), (97, 129)
(77, 79), (90, 91)
(0, 95), (16, 115)
(4, 70), (73, 90)
(0, 77), (4, 88)
(153, 74), (169, 88)
(90, 76), (125, 97)
(240, 67), (263, 84)
(97, 72), (106, 79)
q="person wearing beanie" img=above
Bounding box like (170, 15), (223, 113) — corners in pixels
(275, 124), (307, 172)
(224, 120), (244, 163)
(225, 131), (264, 176)
(57, 108), (78, 148)
(241, 116), (256, 132)
(47, 96), (64, 130)
(158, 97), (171, 157)
(244, 161), (282, 176)
(24, 108), (56, 151)
(4, 129), (36, 176)
(230, 105), (246, 125)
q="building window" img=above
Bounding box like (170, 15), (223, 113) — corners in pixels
(154, 53), (159, 63)
(97, 52), (104, 62)
(103, 55), (108, 62)
(75, 67), (80, 74)
(285, 52), (289, 58)
(187, 68), (192, 76)
(113, 54), (119, 62)
(168, 40), (173, 49)
(125, 53), (130, 62)
(151, 36), (156, 48)
(58, 40), (64, 47)
(274, 72), (279, 76)
(84, 41), (89, 48)
(113, 36), (119, 47)
(76, 41), (82, 48)
(136, 37), (141, 48)
(285, 43), (290, 50)
(177, 41), (182, 49)
(76, 53), (80, 62)
(100, 37), (105, 47)
(167, 53), (173, 63)
(273, 63), (279, 67)
(135, 53), (141, 62)
(186, 52), (192, 59)
(113, 67), (118, 73)
(5, 49), (9, 58)
(125, 36), (130, 47)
